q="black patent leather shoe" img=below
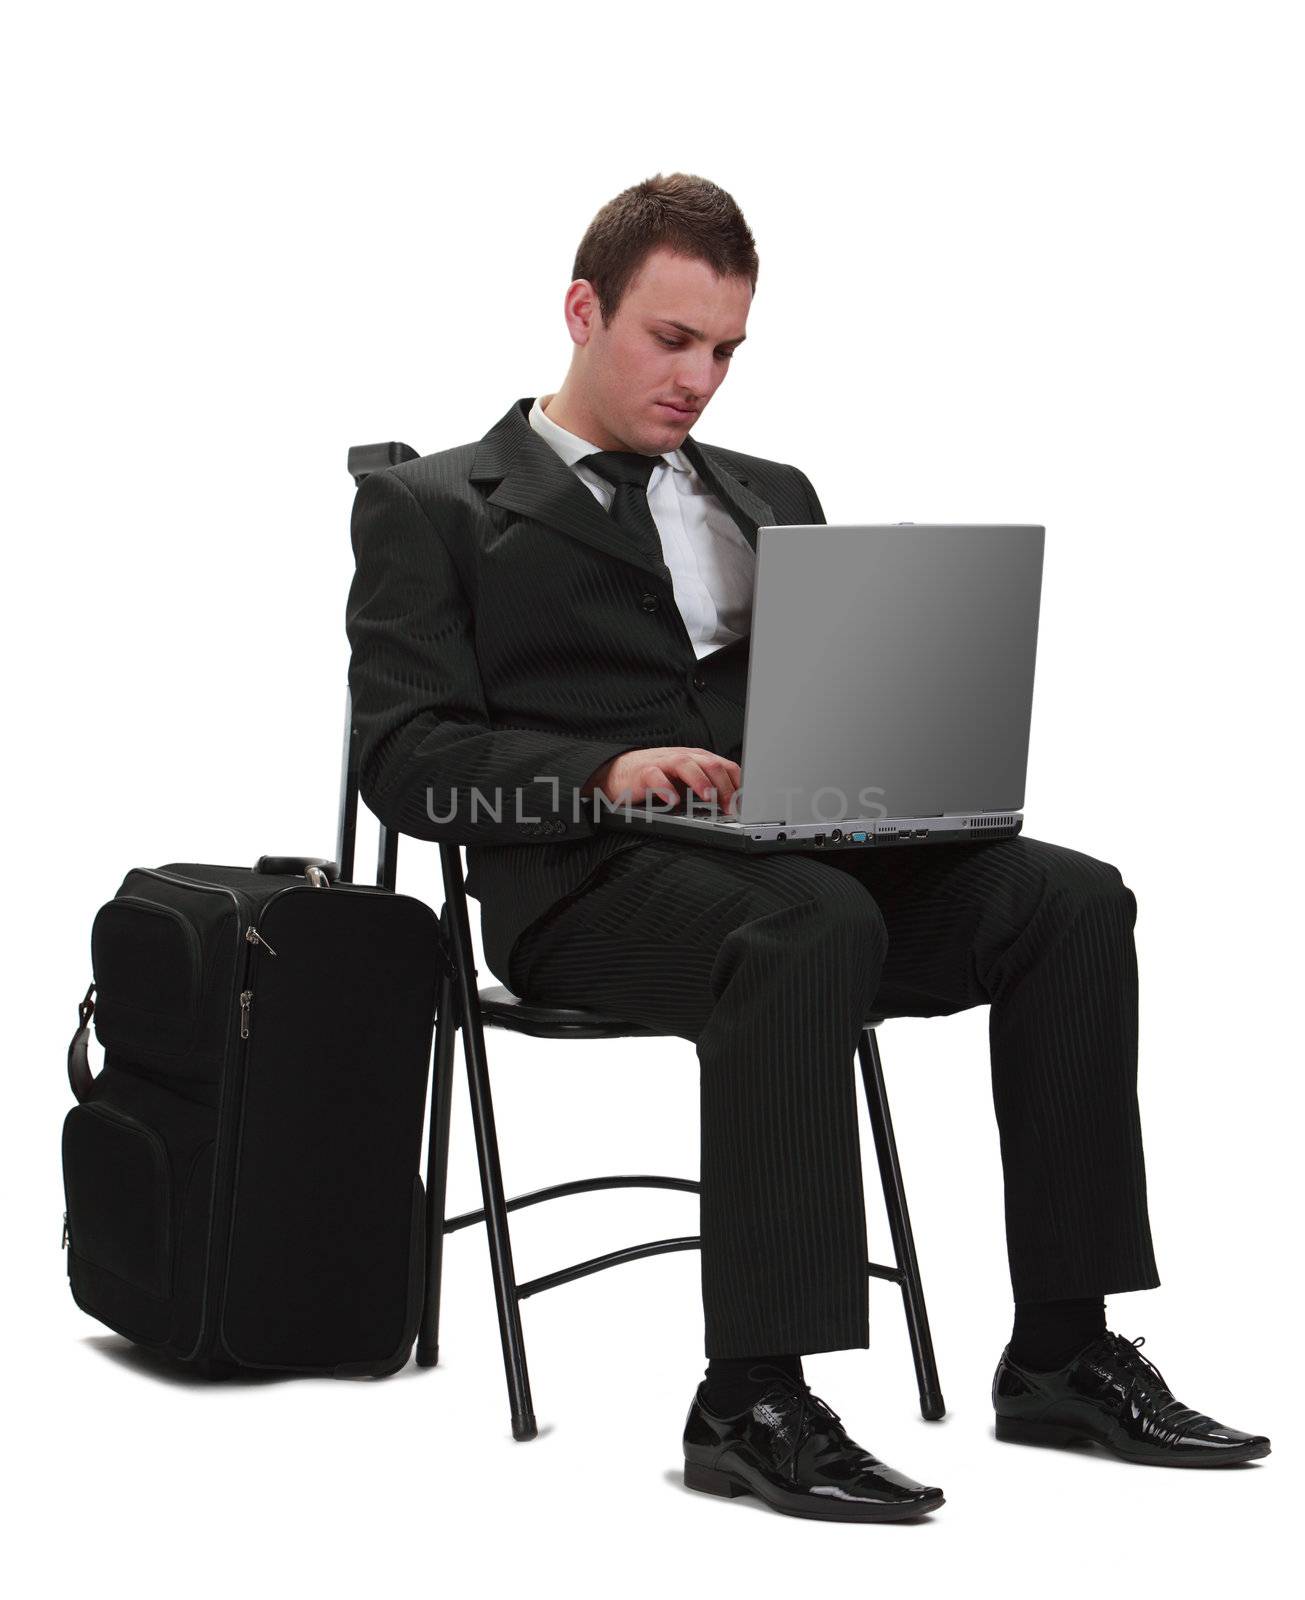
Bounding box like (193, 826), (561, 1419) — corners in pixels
(683, 1365), (944, 1522)
(993, 1331), (1271, 1467)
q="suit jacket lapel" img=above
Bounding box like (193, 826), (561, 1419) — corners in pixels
(470, 398), (663, 577)
(678, 434), (774, 550)
(469, 398), (776, 577)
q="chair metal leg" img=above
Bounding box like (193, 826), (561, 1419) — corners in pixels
(335, 690), (359, 885)
(376, 823), (399, 891)
(417, 907), (458, 1368)
(441, 844), (537, 1442)
(858, 1027), (946, 1421)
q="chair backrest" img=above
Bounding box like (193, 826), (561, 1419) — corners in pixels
(338, 442), (421, 888)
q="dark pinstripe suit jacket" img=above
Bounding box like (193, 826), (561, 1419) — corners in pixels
(345, 395), (827, 980)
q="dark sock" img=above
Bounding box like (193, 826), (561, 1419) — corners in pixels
(1009, 1296), (1106, 1371)
(703, 1353), (804, 1413)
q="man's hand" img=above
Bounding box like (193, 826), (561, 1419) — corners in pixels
(581, 746), (741, 812)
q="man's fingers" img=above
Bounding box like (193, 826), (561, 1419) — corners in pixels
(683, 752), (739, 806)
(700, 758), (738, 804)
(669, 757), (716, 801)
(606, 748), (740, 807)
(641, 765), (679, 804)
(698, 752), (742, 787)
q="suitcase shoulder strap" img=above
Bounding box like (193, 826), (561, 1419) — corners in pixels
(67, 984), (96, 1103)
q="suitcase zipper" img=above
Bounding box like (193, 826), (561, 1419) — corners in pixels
(239, 926), (277, 1037)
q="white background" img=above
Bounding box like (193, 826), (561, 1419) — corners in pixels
(5, 1), (1300, 1592)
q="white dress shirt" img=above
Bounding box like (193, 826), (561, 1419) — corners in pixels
(529, 394), (755, 659)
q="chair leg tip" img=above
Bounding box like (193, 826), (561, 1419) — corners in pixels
(512, 1413), (539, 1442)
(415, 1344), (439, 1368)
(920, 1392), (946, 1421)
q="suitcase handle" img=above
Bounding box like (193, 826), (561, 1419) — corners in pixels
(254, 856), (339, 885)
(67, 983), (97, 1103)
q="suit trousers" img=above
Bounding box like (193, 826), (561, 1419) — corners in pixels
(505, 831), (1162, 1358)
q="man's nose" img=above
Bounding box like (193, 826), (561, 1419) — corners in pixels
(675, 348), (720, 400)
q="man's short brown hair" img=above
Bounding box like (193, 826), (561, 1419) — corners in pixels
(572, 172), (758, 325)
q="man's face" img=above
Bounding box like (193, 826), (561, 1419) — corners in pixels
(568, 247), (751, 454)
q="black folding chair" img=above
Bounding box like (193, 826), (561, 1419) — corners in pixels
(341, 442), (945, 1442)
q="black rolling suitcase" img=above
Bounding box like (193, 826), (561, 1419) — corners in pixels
(62, 855), (447, 1377)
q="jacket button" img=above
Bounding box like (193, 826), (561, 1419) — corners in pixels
(691, 672), (707, 692)
(640, 593), (659, 612)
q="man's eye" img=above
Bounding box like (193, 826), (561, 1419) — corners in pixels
(655, 334), (735, 360)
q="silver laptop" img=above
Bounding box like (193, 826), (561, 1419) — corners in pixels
(595, 523), (1045, 854)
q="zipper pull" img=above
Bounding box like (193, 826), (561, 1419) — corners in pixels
(244, 925), (278, 956)
(240, 989), (254, 1039)
(62, 1211), (69, 1249)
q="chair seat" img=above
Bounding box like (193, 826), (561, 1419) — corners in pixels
(478, 983), (887, 1040)
(478, 984), (663, 1040)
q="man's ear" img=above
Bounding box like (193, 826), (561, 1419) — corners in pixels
(563, 278), (599, 346)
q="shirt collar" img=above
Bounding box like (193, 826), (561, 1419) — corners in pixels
(529, 394), (692, 474)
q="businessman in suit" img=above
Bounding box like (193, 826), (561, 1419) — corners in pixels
(345, 173), (1269, 1519)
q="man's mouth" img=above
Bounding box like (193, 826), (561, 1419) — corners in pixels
(656, 401), (698, 418)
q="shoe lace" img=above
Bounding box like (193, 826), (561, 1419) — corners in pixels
(1101, 1332), (1209, 1438)
(744, 1363), (844, 1478)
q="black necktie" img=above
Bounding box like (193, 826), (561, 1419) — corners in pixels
(581, 450), (666, 567)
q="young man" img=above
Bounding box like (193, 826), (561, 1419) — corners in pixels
(345, 172), (1270, 1521)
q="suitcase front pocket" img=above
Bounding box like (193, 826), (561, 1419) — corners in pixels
(91, 897), (202, 1061)
(63, 1103), (173, 1300)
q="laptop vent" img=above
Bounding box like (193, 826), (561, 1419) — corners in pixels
(968, 815), (1018, 833)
